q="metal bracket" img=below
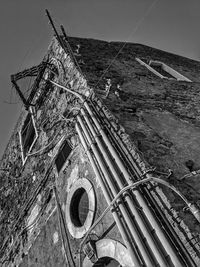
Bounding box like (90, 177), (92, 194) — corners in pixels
(83, 241), (98, 263)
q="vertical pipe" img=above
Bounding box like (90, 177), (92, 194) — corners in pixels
(75, 123), (141, 267)
(77, 115), (154, 267)
(80, 109), (169, 267)
(47, 80), (187, 266)
(84, 102), (183, 267)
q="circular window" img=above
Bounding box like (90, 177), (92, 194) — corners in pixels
(66, 178), (96, 239)
(70, 188), (89, 227)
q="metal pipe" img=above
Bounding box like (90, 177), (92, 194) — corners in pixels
(95, 104), (197, 266)
(84, 101), (142, 176)
(134, 176), (186, 267)
(75, 123), (141, 267)
(152, 178), (200, 223)
(77, 115), (153, 266)
(80, 109), (169, 267)
(49, 80), (85, 101)
(50, 80), (151, 266)
(86, 102), (183, 267)
(48, 81), (194, 266)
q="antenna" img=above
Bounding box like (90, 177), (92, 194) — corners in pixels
(45, 10), (84, 77)
(45, 9), (62, 44)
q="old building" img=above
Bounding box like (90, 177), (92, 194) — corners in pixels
(1, 21), (200, 266)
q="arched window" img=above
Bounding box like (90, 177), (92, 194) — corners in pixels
(66, 178), (96, 239)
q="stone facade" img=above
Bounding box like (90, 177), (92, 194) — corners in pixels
(0, 35), (200, 266)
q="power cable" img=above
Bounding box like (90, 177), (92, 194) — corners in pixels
(27, 116), (73, 157)
(79, 176), (200, 267)
(3, 85), (21, 105)
(94, 0), (160, 89)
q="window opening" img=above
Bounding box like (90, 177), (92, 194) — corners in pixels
(55, 140), (72, 173)
(149, 62), (174, 79)
(135, 57), (192, 82)
(70, 188), (89, 227)
(149, 60), (192, 81)
(93, 257), (121, 267)
(66, 178), (96, 239)
(20, 111), (38, 163)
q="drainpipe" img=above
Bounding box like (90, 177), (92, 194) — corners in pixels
(85, 103), (184, 267)
(75, 123), (141, 267)
(84, 101), (142, 177)
(80, 109), (169, 267)
(50, 80), (142, 265)
(77, 115), (154, 267)
(49, 80), (195, 266)
(93, 102), (197, 266)
(49, 80), (85, 101)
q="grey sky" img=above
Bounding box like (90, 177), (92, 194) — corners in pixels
(0, 0), (200, 157)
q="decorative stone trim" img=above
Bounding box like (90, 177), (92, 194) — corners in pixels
(82, 238), (134, 267)
(65, 178), (96, 239)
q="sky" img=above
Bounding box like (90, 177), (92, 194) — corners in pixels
(0, 0), (200, 157)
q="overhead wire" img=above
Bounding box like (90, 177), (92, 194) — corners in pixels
(79, 175), (200, 266)
(94, 0), (160, 89)
(3, 84), (21, 105)
(27, 134), (61, 157)
(17, 29), (47, 73)
(1, 3), (162, 264)
(27, 114), (73, 158)
(5, 27), (47, 107)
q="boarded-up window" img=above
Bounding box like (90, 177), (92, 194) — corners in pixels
(55, 141), (72, 173)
